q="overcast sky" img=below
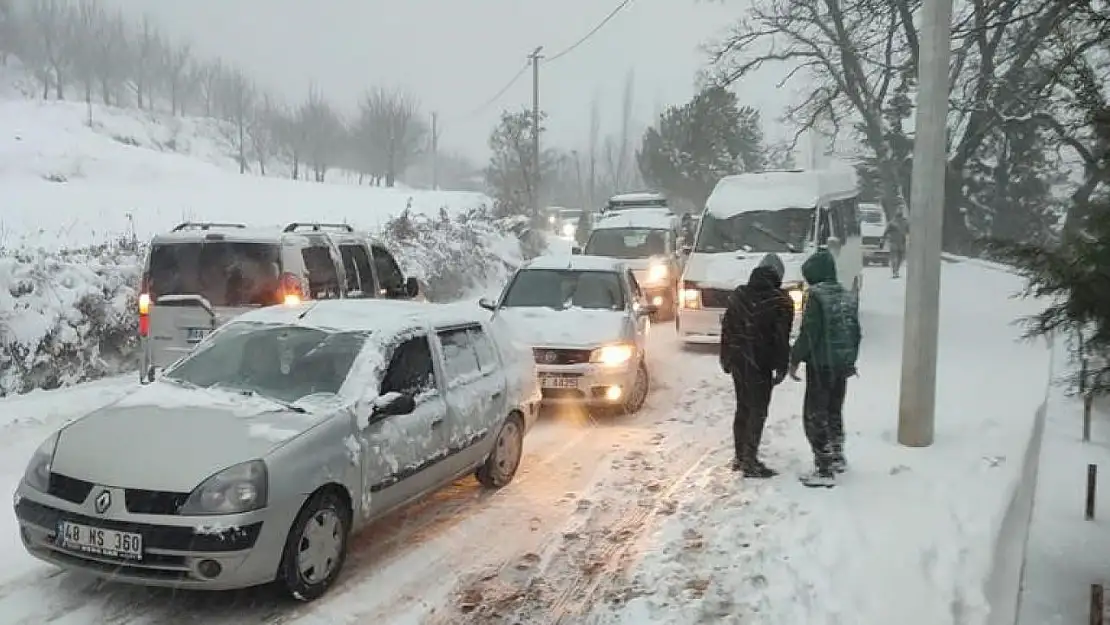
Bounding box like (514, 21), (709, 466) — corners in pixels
(104, 0), (796, 160)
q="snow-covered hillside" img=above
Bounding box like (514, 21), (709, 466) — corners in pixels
(0, 74), (534, 396)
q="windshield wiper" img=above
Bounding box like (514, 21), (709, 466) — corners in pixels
(750, 223), (798, 252)
(211, 383), (307, 413)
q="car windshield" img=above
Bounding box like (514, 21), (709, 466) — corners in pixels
(584, 228), (668, 259)
(501, 269), (625, 310)
(148, 241), (282, 307)
(558, 210), (582, 220)
(694, 208), (813, 254)
(165, 323), (367, 403)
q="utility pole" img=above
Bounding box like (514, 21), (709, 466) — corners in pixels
(529, 46), (544, 222)
(430, 112), (439, 190)
(897, 0), (953, 448)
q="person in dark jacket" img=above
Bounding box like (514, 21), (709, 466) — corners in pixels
(720, 254), (794, 477)
(883, 214), (909, 278)
(789, 249), (862, 487)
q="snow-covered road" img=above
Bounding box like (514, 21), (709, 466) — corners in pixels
(0, 261), (1051, 624)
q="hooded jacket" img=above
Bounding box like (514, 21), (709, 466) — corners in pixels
(790, 249), (862, 370)
(720, 264), (794, 376)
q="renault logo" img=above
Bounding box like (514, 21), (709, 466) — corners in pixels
(541, 351), (558, 364)
(93, 490), (111, 514)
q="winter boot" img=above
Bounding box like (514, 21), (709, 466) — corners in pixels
(740, 460), (778, 479)
(799, 468), (835, 488)
(830, 442), (847, 474)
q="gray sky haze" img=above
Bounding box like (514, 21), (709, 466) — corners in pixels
(104, 0), (792, 159)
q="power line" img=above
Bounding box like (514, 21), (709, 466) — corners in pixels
(452, 61), (531, 121)
(544, 0), (635, 64)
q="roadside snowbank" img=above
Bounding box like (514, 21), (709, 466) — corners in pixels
(589, 260), (1052, 625)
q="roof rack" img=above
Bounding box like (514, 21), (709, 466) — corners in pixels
(171, 222), (248, 232)
(283, 222), (355, 233)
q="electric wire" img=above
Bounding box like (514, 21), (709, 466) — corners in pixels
(544, 0), (635, 64)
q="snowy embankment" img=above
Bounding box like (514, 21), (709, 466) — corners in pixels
(1016, 348), (1110, 625)
(0, 97), (529, 396)
(583, 261), (1052, 625)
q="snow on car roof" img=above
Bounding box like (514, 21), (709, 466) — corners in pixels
(523, 254), (626, 272)
(230, 299), (489, 335)
(151, 225), (287, 244)
(593, 209), (675, 231)
(609, 191), (666, 203)
(705, 168), (858, 219)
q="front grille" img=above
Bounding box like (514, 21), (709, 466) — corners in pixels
(541, 388), (585, 399)
(48, 473), (93, 504)
(700, 288), (731, 309)
(15, 499), (263, 552)
(125, 488), (190, 515)
(863, 236), (882, 246)
(533, 348), (592, 365)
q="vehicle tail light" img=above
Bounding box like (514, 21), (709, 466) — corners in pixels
(138, 273), (150, 336)
(280, 272), (305, 305)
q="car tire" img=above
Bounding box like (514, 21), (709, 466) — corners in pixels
(277, 489), (351, 602)
(621, 359), (650, 414)
(476, 413), (525, 488)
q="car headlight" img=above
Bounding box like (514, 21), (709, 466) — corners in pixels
(549, 215), (556, 224)
(562, 223), (575, 236)
(679, 288), (701, 309)
(591, 343), (634, 366)
(647, 264), (668, 283)
(179, 460), (268, 515)
(23, 432), (59, 493)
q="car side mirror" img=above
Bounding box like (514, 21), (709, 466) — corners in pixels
(681, 245), (692, 256)
(571, 246), (582, 255)
(478, 297), (497, 311)
(637, 303), (659, 316)
(371, 392), (416, 419)
(404, 276), (420, 298)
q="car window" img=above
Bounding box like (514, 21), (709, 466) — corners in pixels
(301, 246), (343, 299)
(147, 241), (282, 307)
(438, 327), (481, 386)
(380, 336), (437, 397)
(501, 269), (625, 310)
(626, 270), (643, 304)
(338, 244), (376, 297)
(371, 245), (405, 293)
(468, 326), (499, 374)
(164, 323), (365, 403)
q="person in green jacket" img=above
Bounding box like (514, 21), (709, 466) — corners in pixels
(788, 249), (862, 488)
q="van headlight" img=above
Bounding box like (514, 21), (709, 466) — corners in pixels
(591, 343), (634, 366)
(647, 264), (668, 283)
(562, 223), (575, 237)
(23, 432), (59, 493)
(784, 282), (805, 310)
(179, 460), (268, 515)
(679, 288), (701, 309)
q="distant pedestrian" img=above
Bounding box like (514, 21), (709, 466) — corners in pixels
(789, 249), (861, 488)
(720, 254), (794, 477)
(884, 214), (909, 278)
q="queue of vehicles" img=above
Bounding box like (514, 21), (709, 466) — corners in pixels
(14, 166), (867, 601)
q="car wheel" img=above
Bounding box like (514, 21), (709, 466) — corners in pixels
(278, 490), (350, 602)
(621, 359), (650, 414)
(477, 413), (525, 488)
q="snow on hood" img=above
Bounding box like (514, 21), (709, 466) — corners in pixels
(495, 307), (633, 348)
(52, 381), (329, 491)
(684, 251), (809, 291)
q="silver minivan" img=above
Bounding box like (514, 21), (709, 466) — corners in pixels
(138, 222), (419, 382)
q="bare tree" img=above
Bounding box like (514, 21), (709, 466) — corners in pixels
(89, 8), (127, 106)
(71, 0), (101, 122)
(217, 69), (254, 173)
(0, 0), (17, 64)
(195, 60), (223, 117)
(246, 94), (280, 176)
(164, 42), (191, 115)
(27, 0), (73, 100)
(353, 86), (428, 187)
(131, 14), (159, 109)
(587, 93), (600, 207)
(297, 86), (343, 182)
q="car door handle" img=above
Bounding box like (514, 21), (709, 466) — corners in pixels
(492, 391), (503, 401)
(431, 417), (444, 428)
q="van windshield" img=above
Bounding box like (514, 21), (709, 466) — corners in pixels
(695, 209), (813, 254)
(148, 241), (282, 307)
(861, 211), (883, 224)
(584, 228), (668, 259)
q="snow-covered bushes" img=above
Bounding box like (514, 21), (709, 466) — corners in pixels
(0, 213), (540, 397)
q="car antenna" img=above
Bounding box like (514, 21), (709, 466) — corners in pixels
(296, 301), (320, 320)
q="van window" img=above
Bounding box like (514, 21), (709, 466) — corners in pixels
(371, 245), (405, 294)
(338, 244), (376, 297)
(831, 197), (861, 237)
(147, 241), (282, 307)
(437, 327), (481, 385)
(301, 246), (343, 299)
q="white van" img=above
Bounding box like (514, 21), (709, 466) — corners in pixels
(676, 168), (862, 345)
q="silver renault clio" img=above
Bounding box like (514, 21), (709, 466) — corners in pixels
(13, 299), (540, 601)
